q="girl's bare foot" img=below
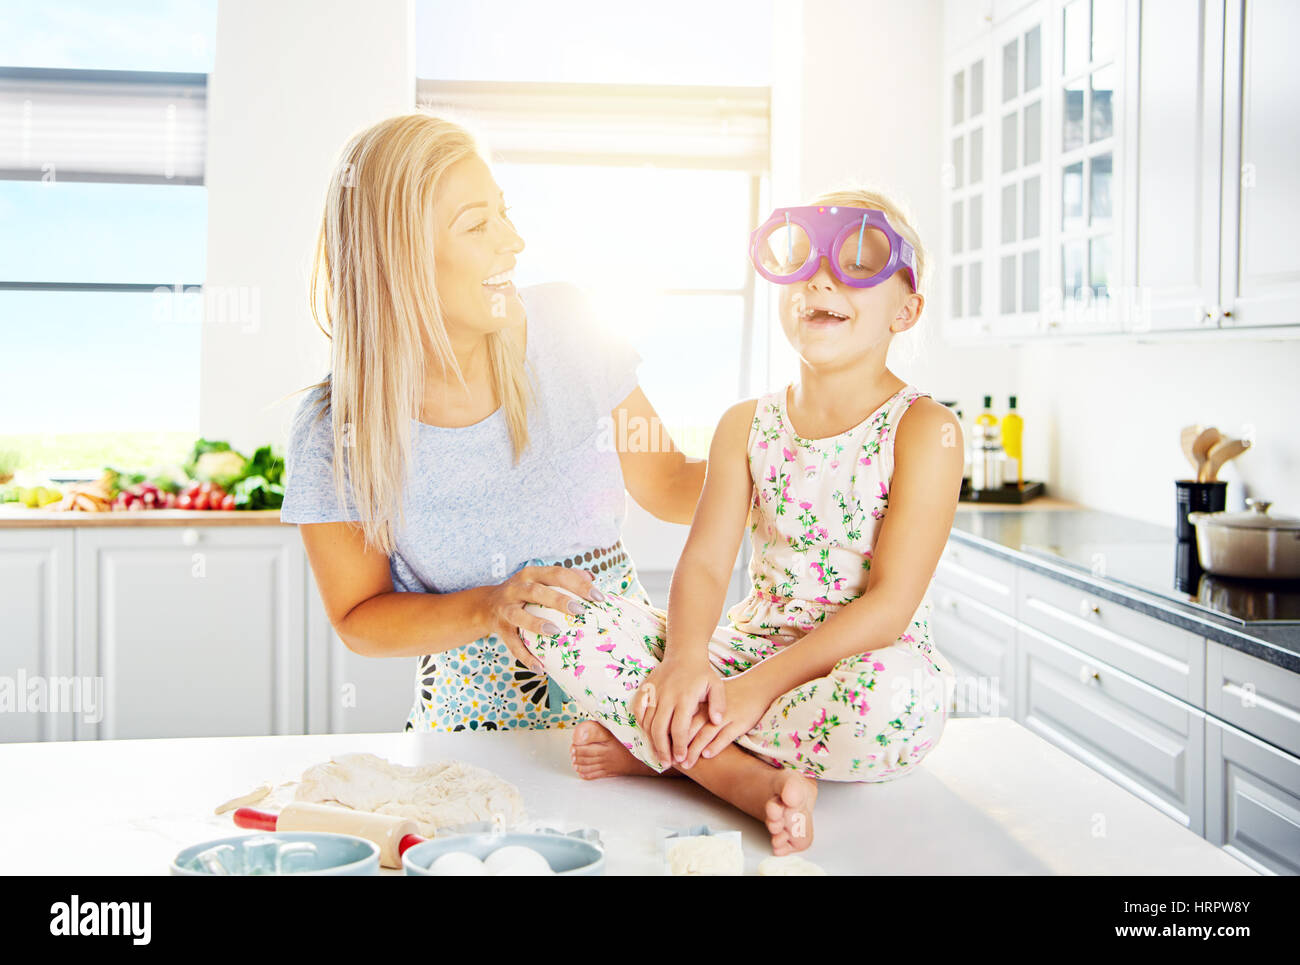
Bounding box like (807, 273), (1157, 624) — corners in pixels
(764, 770), (818, 855)
(569, 720), (680, 780)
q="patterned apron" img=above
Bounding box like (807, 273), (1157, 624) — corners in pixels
(404, 540), (650, 732)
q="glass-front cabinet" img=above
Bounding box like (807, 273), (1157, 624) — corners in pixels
(1049, 0), (1125, 334)
(994, 7), (1046, 336)
(944, 38), (992, 339)
(943, 0), (1300, 340)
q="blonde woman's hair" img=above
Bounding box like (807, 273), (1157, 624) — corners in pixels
(807, 183), (929, 297)
(302, 111), (534, 556)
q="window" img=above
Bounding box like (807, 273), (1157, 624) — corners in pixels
(415, 0), (772, 456)
(0, 0), (217, 476)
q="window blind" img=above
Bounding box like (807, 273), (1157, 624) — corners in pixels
(416, 79), (770, 172)
(0, 67), (206, 185)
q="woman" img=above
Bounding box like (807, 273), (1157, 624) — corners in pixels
(280, 112), (704, 734)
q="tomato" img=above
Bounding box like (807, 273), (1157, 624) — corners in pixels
(194, 493), (209, 511)
(179, 494), (194, 510)
(199, 482), (214, 495)
(220, 494), (235, 511)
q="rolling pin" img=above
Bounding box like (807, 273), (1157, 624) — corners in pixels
(234, 803), (426, 869)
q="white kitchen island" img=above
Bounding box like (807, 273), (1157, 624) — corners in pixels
(0, 717), (1255, 875)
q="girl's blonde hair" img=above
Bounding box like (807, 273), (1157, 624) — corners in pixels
(302, 111), (534, 556)
(807, 184), (929, 297)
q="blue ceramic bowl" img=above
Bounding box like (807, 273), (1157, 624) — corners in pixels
(403, 829), (604, 876)
(170, 831), (380, 876)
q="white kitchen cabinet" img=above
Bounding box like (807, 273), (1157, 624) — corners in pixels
(1206, 638), (1300, 759)
(991, 2), (1049, 337)
(73, 526), (306, 740)
(932, 541), (1020, 716)
(1017, 623), (1206, 834)
(944, 0), (1300, 340)
(1205, 717), (1300, 875)
(305, 577), (415, 735)
(1128, 0), (1226, 332)
(1217, 0), (1300, 330)
(1017, 566), (1206, 706)
(944, 36), (995, 339)
(930, 583), (1018, 717)
(0, 530), (76, 742)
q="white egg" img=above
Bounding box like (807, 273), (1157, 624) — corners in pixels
(428, 851), (486, 876)
(483, 845), (554, 876)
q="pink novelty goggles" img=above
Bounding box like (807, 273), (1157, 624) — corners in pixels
(749, 205), (917, 291)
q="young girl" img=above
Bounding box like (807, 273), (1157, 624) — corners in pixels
(521, 186), (963, 856)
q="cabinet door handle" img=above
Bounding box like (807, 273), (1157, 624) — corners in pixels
(1078, 597), (1101, 617)
(181, 528), (200, 547)
(1078, 664), (1100, 684)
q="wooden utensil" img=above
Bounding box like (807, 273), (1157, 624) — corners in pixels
(1192, 427), (1223, 482)
(1203, 437), (1250, 482)
(1180, 424), (1203, 478)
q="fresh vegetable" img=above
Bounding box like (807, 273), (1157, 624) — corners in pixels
(15, 485), (63, 508)
(231, 473), (284, 511)
(193, 450), (248, 490)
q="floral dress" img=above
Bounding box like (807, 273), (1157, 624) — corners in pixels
(521, 382), (955, 781)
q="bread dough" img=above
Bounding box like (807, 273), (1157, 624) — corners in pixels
(212, 783), (272, 815)
(666, 836), (743, 876)
(758, 854), (827, 876)
(290, 753), (526, 838)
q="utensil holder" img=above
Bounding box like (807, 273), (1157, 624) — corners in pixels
(1175, 480), (1226, 541)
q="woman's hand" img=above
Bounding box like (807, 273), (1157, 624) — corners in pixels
(634, 655), (726, 768)
(483, 565), (605, 672)
(681, 672), (774, 769)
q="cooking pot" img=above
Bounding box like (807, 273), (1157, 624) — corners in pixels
(1187, 498), (1300, 580)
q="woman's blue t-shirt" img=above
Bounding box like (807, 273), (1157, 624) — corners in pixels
(279, 282), (642, 595)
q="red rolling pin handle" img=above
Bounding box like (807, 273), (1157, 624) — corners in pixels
(233, 807), (279, 831)
(399, 834), (424, 856)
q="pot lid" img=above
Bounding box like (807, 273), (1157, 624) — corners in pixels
(1190, 498), (1300, 531)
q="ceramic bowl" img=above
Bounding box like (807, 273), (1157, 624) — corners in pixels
(170, 831), (380, 875)
(403, 829), (604, 876)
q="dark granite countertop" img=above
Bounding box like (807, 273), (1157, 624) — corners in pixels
(948, 507), (1300, 674)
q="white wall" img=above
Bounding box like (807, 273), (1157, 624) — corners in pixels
(201, 0), (415, 452)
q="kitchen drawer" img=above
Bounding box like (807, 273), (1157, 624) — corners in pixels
(929, 584), (1017, 717)
(934, 540), (1018, 617)
(1018, 624), (1205, 834)
(1018, 567), (1205, 707)
(1206, 641), (1300, 759)
(1205, 718), (1300, 875)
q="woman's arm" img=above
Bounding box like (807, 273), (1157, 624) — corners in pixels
(737, 397), (965, 699)
(613, 386), (707, 525)
(299, 521), (600, 661)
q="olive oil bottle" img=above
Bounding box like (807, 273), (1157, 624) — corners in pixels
(1001, 395), (1024, 489)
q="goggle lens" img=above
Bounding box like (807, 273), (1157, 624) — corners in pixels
(835, 220), (891, 281)
(755, 220), (811, 278)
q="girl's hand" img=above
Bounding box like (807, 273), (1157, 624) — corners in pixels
(681, 673), (772, 769)
(634, 655), (726, 768)
(483, 566), (604, 672)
